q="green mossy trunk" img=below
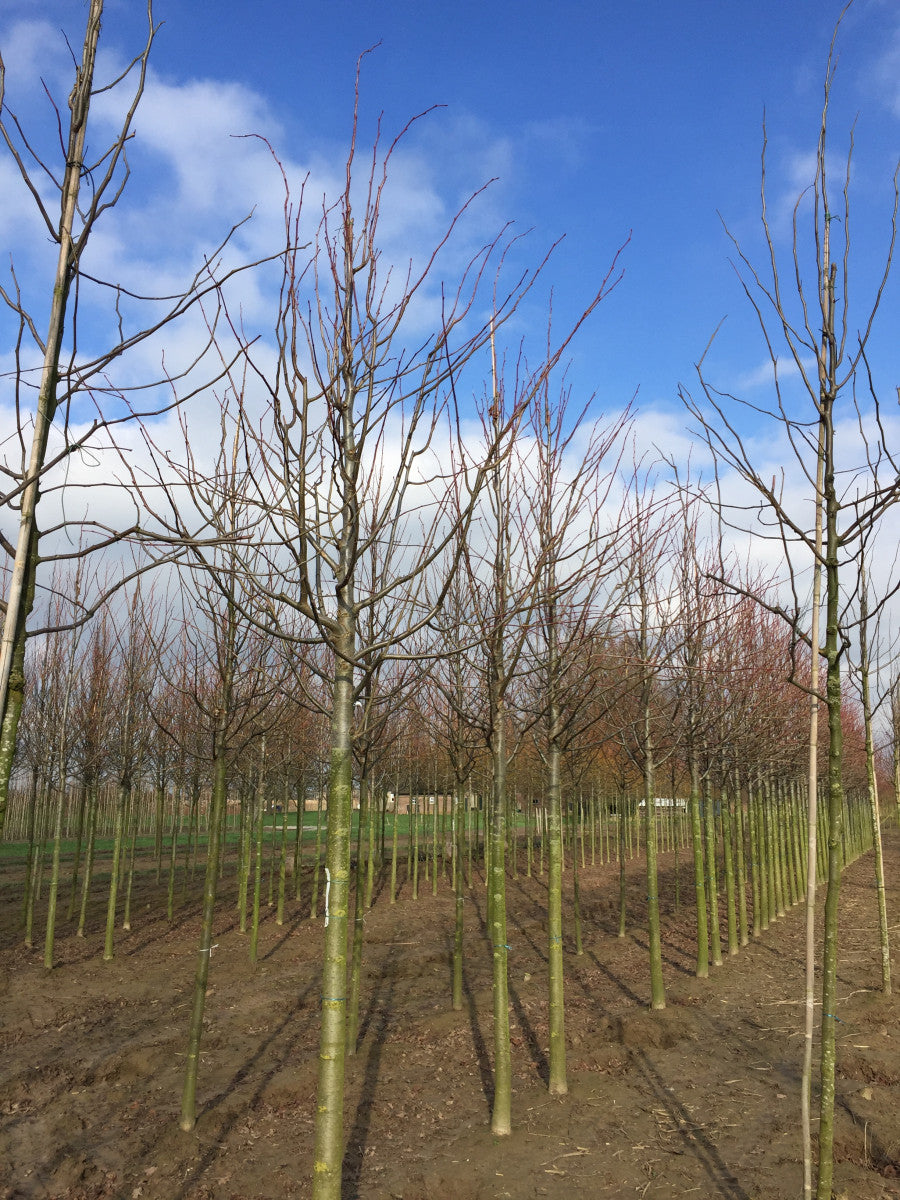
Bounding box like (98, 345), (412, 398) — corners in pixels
(546, 733), (566, 1094)
(312, 628), (355, 1200)
(67, 786), (88, 921)
(644, 742), (665, 1010)
(734, 780), (749, 947)
(249, 769), (265, 966)
(617, 791), (627, 939)
(815, 377), (844, 1200)
(489, 699), (512, 1135)
(859, 562), (891, 996)
(0, 527), (38, 840)
(76, 784), (99, 938)
(180, 719), (230, 1132)
(166, 793), (180, 923)
(452, 788), (465, 1011)
(346, 778), (369, 1055)
(103, 780), (130, 962)
(43, 781), (67, 970)
(688, 753), (708, 976)
(311, 791), (324, 919)
(389, 804), (399, 905)
(702, 774), (722, 967)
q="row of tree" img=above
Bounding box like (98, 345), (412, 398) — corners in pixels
(3, 4), (900, 1197)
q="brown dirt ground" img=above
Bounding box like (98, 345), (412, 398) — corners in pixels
(3, 830), (900, 1200)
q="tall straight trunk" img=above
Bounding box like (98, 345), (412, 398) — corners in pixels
(365, 786), (377, 908)
(311, 789), (324, 919)
(76, 783), (99, 937)
(721, 788), (738, 957)
(546, 696), (567, 1094)
(346, 776), (369, 1054)
(0, 1), (104, 752)
(452, 786), (465, 1011)
(770, 779), (786, 918)
(572, 840), (584, 956)
(0, 527), (38, 839)
(412, 801), (420, 899)
(167, 791), (179, 923)
(545, 590), (567, 1094)
(389, 802), (399, 905)
(617, 790), (627, 939)
(859, 557), (890, 995)
(276, 804), (288, 926)
(734, 776), (749, 948)
(103, 779), (130, 962)
(294, 778), (304, 902)
(249, 752), (265, 966)
(312, 614), (356, 1200)
(489, 690), (512, 1135)
(643, 719), (665, 1010)
(43, 780), (67, 970)
(688, 751), (708, 977)
(816, 363), (845, 1200)
(180, 710), (230, 1132)
(431, 787), (440, 896)
(237, 791), (250, 930)
(703, 773), (722, 967)
(22, 775), (43, 948)
(122, 806), (138, 931)
(154, 782), (166, 882)
(67, 785), (88, 921)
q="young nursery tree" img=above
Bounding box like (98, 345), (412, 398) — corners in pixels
(682, 13), (900, 1191)
(211, 78), (556, 1197)
(525, 377), (628, 1092)
(0, 1), (261, 831)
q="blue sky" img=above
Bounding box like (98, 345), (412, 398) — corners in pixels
(2, 1), (900, 548)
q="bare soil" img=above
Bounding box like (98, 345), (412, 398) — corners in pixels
(3, 831), (900, 1200)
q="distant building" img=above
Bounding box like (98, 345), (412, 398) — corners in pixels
(637, 797), (687, 811)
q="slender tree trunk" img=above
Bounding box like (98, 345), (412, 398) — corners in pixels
(643, 724), (665, 1010)
(180, 711), (230, 1132)
(703, 772), (722, 967)
(312, 613), (356, 1200)
(0, 0), (103, 742)
(249, 749), (266, 966)
(311, 789), (324, 919)
(617, 790), (627, 939)
(77, 783), (99, 938)
(859, 557), (890, 995)
(452, 786), (465, 1011)
(103, 779), (130, 962)
(489, 693), (512, 1135)
(546, 710), (567, 1094)
(688, 751), (709, 977)
(816, 379), (845, 1200)
(346, 776), (369, 1055)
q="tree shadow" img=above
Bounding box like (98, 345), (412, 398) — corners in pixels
(583, 948), (644, 1006)
(630, 932), (694, 977)
(259, 908), (307, 961)
(462, 959), (494, 1116)
(631, 1046), (751, 1200)
(467, 885), (548, 1087)
(342, 942), (399, 1199)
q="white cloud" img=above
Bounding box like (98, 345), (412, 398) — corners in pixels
(0, 18), (70, 95)
(733, 354), (817, 392)
(871, 22), (900, 118)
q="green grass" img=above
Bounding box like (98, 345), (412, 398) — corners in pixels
(0, 808), (500, 865)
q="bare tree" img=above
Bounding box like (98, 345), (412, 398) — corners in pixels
(0, 1), (263, 831)
(681, 11), (900, 1193)
(523, 375), (628, 1093)
(182, 76), (559, 1196)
